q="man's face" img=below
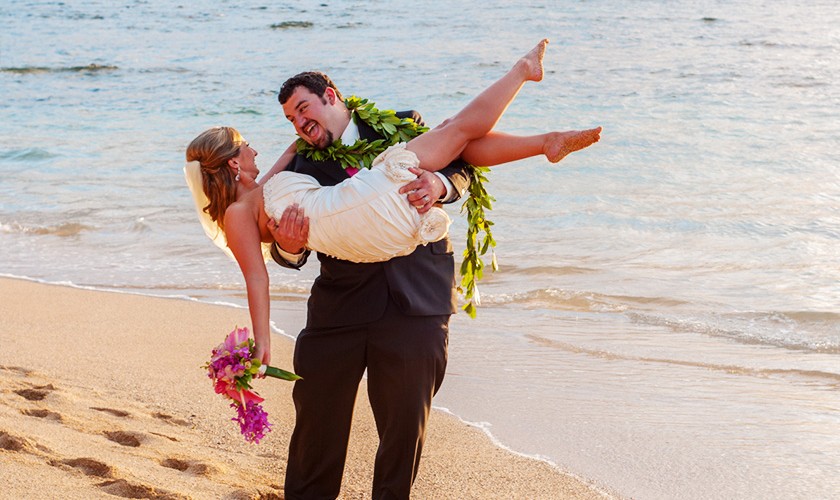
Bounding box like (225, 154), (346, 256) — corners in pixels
(283, 86), (340, 150)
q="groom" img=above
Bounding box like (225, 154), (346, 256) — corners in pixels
(268, 71), (471, 500)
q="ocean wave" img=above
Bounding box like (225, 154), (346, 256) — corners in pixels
(269, 21), (313, 29)
(0, 148), (58, 161)
(131, 218), (151, 233)
(1, 64), (118, 74)
(502, 264), (598, 276)
(628, 311), (840, 354)
(483, 288), (686, 312)
(231, 107), (263, 115)
(77, 281), (311, 298)
(526, 333), (840, 385)
(0, 221), (92, 237)
(336, 22), (364, 29)
(192, 107), (264, 117)
(431, 406), (616, 499)
(136, 67), (192, 74)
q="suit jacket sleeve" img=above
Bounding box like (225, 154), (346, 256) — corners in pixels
(401, 110), (472, 204)
(270, 242), (310, 270)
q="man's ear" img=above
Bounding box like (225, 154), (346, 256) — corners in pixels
(324, 87), (337, 105)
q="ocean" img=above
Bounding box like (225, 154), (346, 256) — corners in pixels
(2, 1), (838, 498)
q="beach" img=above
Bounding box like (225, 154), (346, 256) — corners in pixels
(3, 1), (839, 498)
(0, 277), (610, 499)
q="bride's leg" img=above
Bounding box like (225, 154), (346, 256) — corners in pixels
(460, 128), (602, 166)
(404, 39), (548, 171)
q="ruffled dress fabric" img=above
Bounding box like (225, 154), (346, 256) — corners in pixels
(263, 144), (451, 263)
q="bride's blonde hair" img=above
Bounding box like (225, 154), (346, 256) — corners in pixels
(186, 126), (244, 231)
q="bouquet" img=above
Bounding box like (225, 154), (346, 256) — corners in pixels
(205, 326), (300, 443)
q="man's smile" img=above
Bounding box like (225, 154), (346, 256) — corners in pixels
(303, 121), (319, 139)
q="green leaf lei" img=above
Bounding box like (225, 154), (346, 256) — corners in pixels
(296, 96), (496, 318)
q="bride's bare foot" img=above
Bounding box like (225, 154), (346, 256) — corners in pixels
(518, 38), (549, 82)
(544, 127), (602, 163)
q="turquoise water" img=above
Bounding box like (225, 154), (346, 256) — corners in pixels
(2, 1), (839, 498)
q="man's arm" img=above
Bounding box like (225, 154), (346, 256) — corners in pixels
(267, 204), (310, 270)
(258, 142), (297, 186)
(435, 158), (471, 203)
(270, 242), (310, 269)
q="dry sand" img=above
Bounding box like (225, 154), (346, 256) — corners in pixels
(0, 277), (611, 499)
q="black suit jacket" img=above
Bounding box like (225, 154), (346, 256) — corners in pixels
(271, 111), (471, 329)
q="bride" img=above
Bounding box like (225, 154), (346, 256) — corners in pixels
(185, 39), (600, 364)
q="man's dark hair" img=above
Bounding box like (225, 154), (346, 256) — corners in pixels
(278, 71), (344, 105)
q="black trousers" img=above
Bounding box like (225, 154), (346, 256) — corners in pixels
(284, 300), (449, 500)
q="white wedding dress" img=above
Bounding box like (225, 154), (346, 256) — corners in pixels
(262, 144), (451, 263)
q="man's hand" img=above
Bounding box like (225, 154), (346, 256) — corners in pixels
(399, 167), (446, 214)
(267, 204), (309, 254)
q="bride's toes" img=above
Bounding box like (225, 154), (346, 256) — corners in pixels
(521, 38), (549, 82)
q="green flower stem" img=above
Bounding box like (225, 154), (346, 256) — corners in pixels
(260, 364), (302, 381)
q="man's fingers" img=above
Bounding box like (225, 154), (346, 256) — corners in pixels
(300, 216), (310, 237)
(280, 204), (305, 230)
(399, 180), (420, 195)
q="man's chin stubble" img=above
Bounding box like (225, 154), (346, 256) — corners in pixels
(315, 131), (334, 150)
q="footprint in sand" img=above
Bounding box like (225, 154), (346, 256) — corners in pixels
(91, 407), (131, 418)
(160, 457), (216, 476)
(152, 412), (190, 427)
(21, 408), (63, 421)
(0, 430), (31, 452)
(96, 479), (184, 500)
(150, 431), (179, 442)
(50, 457), (114, 478)
(14, 383), (56, 401)
(103, 430), (144, 447)
(1, 365), (34, 375)
(226, 488), (283, 500)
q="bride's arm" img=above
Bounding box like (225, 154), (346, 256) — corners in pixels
(258, 142), (298, 186)
(224, 204), (272, 366)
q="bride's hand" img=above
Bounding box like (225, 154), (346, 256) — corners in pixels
(254, 342), (271, 371)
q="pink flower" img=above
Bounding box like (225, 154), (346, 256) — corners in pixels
(205, 326), (298, 444)
(222, 326), (250, 353)
(232, 401), (272, 444)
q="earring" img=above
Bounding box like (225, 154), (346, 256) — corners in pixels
(235, 166), (241, 182)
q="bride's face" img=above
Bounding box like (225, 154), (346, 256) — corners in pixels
(232, 139), (259, 179)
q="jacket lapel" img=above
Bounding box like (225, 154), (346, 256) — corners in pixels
(356, 114), (383, 142)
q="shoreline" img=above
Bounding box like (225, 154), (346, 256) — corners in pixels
(0, 276), (613, 499)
